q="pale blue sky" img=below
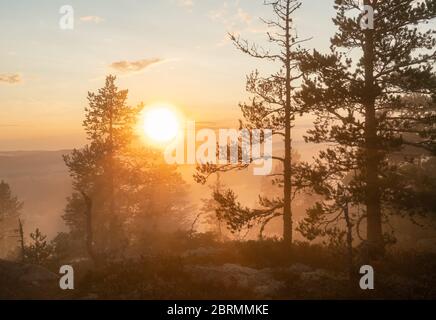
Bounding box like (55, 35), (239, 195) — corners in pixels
(0, 0), (336, 150)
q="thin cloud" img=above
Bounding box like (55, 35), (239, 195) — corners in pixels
(0, 74), (22, 84)
(178, 0), (194, 9)
(209, 1), (267, 42)
(237, 8), (252, 25)
(209, 3), (252, 27)
(80, 16), (104, 23)
(110, 58), (163, 73)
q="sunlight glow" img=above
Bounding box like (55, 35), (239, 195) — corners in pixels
(142, 105), (180, 143)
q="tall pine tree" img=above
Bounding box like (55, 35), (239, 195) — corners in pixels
(195, 0), (309, 244)
(298, 0), (436, 257)
(63, 76), (188, 259)
(0, 181), (22, 258)
(64, 75), (141, 256)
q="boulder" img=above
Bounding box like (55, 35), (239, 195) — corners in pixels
(0, 259), (61, 299)
(287, 263), (313, 274)
(181, 247), (223, 258)
(185, 263), (284, 298)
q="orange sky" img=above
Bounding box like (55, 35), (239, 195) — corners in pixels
(0, 0), (339, 150)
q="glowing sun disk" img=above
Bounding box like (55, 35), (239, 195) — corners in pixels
(143, 106), (180, 143)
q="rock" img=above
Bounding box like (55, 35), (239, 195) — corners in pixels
(185, 263), (284, 298)
(287, 263), (313, 274)
(79, 293), (99, 300)
(300, 268), (347, 283)
(19, 264), (58, 284)
(0, 259), (61, 299)
(300, 269), (332, 282)
(254, 282), (284, 297)
(181, 247), (223, 258)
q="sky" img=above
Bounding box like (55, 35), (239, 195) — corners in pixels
(0, 0), (337, 150)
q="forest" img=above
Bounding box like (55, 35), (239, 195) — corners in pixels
(1, 0), (436, 300)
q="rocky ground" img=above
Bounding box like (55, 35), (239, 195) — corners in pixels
(0, 259), (64, 299)
(2, 243), (435, 300)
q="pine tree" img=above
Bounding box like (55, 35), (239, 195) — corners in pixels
(196, 173), (228, 240)
(0, 181), (23, 257)
(83, 75), (140, 247)
(295, 163), (358, 279)
(63, 76), (188, 259)
(17, 219), (25, 262)
(298, 0), (436, 257)
(195, 0), (309, 245)
(24, 228), (54, 266)
(64, 75), (142, 256)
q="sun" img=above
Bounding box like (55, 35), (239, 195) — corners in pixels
(142, 104), (180, 143)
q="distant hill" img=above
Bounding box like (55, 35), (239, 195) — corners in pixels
(0, 150), (72, 239)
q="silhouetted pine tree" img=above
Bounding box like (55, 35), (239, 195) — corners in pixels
(0, 181), (23, 257)
(195, 173), (229, 240)
(298, 0), (436, 257)
(195, 0), (309, 245)
(24, 228), (54, 266)
(64, 75), (142, 257)
(63, 76), (188, 260)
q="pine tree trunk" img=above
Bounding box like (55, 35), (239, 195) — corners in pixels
(108, 99), (116, 252)
(283, 0), (293, 245)
(0, 211), (5, 258)
(81, 192), (96, 263)
(343, 203), (354, 281)
(18, 219), (25, 262)
(363, 0), (383, 257)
